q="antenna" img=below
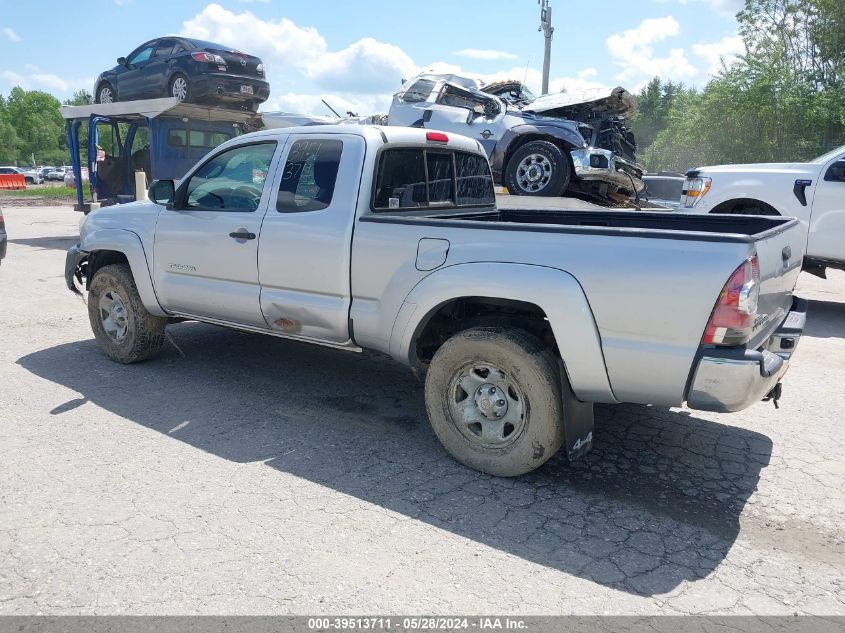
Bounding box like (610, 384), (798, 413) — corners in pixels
(538, 0), (554, 95)
(321, 99), (341, 118)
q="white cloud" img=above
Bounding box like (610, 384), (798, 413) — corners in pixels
(180, 3), (327, 71)
(606, 16), (698, 89)
(306, 37), (416, 93)
(264, 92), (391, 117)
(2, 27), (20, 42)
(455, 49), (518, 61)
(181, 4), (415, 107)
(1, 68), (93, 95)
(692, 34), (744, 76)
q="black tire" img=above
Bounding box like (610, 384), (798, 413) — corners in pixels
(169, 73), (190, 103)
(95, 82), (116, 104)
(504, 140), (571, 197)
(88, 263), (166, 364)
(424, 327), (565, 477)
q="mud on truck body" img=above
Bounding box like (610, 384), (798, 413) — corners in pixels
(387, 73), (644, 200)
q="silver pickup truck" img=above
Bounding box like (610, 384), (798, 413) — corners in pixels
(65, 125), (807, 476)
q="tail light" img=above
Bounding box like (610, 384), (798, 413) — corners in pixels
(256, 63), (264, 74)
(703, 256), (760, 346)
(192, 52), (226, 65)
(682, 175), (712, 208)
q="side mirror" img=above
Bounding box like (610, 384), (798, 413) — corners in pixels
(824, 160), (845, 183)
(149, 179), (175, 205)
(117, 56), (127, 66)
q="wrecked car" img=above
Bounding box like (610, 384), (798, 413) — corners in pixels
(387, 73), (644, 199)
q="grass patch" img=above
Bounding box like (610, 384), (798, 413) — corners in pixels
(0, 186), (79, 199)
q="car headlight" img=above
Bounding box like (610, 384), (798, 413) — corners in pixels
(256, 63), (264, 74)
(682, 175), (712, 208)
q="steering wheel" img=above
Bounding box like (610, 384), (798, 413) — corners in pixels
(232, 185), (263, 209)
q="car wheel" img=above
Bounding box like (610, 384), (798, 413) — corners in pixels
(424, 327), (566, 477)
(88, 263), (167, 364)
(96, 82), (116, 104)
(505, 140), (571, 197)
(169, 74), (190, 102)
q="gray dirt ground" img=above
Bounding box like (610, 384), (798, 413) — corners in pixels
(0, 205), (843, 615)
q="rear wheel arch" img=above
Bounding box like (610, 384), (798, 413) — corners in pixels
(410, 296), (557, 367)
(710, 198), (781, 216)
(392, 263), (617, 404)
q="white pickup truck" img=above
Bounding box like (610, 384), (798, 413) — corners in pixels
(682, 144), (845, 277)
(66, 125), (808, 476)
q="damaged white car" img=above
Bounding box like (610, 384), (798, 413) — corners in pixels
(387, 73), (644, 199)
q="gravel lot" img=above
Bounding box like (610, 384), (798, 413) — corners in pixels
(1, 205), (843, 615)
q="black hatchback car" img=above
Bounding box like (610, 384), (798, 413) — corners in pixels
(94, 37), (270, 111)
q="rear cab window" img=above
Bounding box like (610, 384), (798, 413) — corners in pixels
(373, 148), (495, 211)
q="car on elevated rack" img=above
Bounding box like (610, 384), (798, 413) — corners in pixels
(94, 36), (270, 112)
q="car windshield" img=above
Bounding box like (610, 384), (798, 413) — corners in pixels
(812, 145), (845, 163)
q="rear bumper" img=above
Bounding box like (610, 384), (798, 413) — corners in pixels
(687, 297), (807, 413)
(570, 148), (644, 193)
(191, 74), (270, 104)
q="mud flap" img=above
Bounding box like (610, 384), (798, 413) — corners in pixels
(558, 359), (594, 460)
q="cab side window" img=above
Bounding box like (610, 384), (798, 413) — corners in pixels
(128, 46), (154, 65)
(276, 139), (343, 213)
(184, 142), (276, 211)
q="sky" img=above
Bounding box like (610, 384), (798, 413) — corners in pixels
(0, 0), (746, 115)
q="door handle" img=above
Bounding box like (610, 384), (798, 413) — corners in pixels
(229, 230), (256, 240)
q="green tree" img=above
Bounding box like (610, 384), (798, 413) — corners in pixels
(64, 89), (93, 106)
(5, 87), (66, 164)
(635, 0), (845, 171)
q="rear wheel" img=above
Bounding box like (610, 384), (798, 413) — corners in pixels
(424, 327), (565, 476)
(169, 74), (190, 102)
(96, 82), (116, 104)
(505, 140), (572, 197)
(88, 263), (166, 364)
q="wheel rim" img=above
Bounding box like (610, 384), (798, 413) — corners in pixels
(515, 153), (552, 193)
(171, 77), (188, 101)
(448, 363), (527, 448)
(98, 290), (129, 343)
(99, 86), (113, 104)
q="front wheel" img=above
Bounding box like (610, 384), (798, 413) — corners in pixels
(96, 82), (116, 104)
(88, 263), (167, 364)
(424, 327), (566, 476)
(504, 140), (571, 197)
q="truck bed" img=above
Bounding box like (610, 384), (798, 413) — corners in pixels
(367, 205), (799, 243)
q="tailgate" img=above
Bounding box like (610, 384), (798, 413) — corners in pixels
(748, 219), (804, 348)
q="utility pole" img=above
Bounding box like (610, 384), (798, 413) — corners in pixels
(538, 0), (554, 95)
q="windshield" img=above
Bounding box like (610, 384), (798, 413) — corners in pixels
(812, 145), (845, 163)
